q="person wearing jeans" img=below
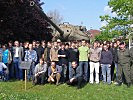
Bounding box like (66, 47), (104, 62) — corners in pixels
(100, 44), (113, 84)
(89, 42), (101, 84)
(78, 40), (89, 82)
(13, 41), (24, 80)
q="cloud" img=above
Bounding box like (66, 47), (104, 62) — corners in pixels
(101, 21), (107, 27)
(104, 6), (117, 17)
(104, 6), (112, 14)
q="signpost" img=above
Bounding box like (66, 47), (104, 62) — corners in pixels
(20, 61), (31, 90)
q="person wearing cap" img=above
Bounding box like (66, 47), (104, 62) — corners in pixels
(117, 42), (131, 87)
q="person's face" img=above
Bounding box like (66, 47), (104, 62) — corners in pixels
(15, 41), (19, 47)
(32, 42), (36, 46)
(40, 59), (44, 65)
(93, 42), (97, 48)
(117, 41), (120, 46)
(65, 45), (69, 49)
(51, 62), (56, 67)
(82, 41), (86, 46)
(2, 45), (6, 50)
(114, 43), (117, 48)
(8, 43), (12, 47)
(61, 44), (65, 49)
(24, 42), (29, 48)
(42, 42), (46, 46)
(71, 43), (75, 48)
(47, 42), (51, 47)
(119, 44), (125, 50)
(103, 45), (108, 51)
(36, 43), (40, 47)
(29, 44), (33, 50)
(54, 42), (58, 47)
(72, 62), (77, 69)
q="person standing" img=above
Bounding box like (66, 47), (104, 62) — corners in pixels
(78, 39), (89, 82)
(58, 43), (68, 82)
(117, 42), (131, 87)
(68, 42), (79, 79)
(50, 42), (59, 64)
(89, 42), (101, 84)
(24, 44), (37, 81)
(100, 44), (113, 84)
(13, 41), (24, 80)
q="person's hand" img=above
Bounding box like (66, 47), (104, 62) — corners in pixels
(70, 78), (75, 82)
(109, 64), (111, 67)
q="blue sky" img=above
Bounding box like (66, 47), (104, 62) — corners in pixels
(42, 0), (110, 30)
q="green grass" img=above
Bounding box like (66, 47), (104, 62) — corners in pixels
(0, 81), (133, 100)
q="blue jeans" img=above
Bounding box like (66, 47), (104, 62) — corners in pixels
(101, 64), (111, 84)
(13, 57), (23, 80)
(27, 62), (35, 80)
(0, 71), (8, 81)
(79, 61), (88, 82)
(69, 62), (72, 79)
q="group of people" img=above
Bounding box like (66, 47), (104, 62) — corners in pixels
(0, 39), (133, 89)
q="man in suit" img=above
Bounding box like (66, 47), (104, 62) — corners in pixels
(13, 41), (24, 80)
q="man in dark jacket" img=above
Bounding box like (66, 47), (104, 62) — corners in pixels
(100, 44), (113, 84)
(67, 61), (83, 89)
(117, 42), (131, 87)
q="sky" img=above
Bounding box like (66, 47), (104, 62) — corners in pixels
(41, 0), (112, 30)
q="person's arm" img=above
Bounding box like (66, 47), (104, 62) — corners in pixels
(8, 50), (12, 64)
(24, 51), (28, 61)
(33, 51), (37, 62)
(75, 66), (83, 79)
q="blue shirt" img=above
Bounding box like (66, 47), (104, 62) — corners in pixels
(2, 49), (9, 64)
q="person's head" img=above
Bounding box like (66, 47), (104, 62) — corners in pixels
(41, 40), (46, 47)
(93, 42), (98, 48)
(103, 44), (108, 51)
(39, 58), (44, 65)
(113, 42), (117, 48)
(29, 44), (33, 50)
(32, 40), (36, 47)
(116, 40), (120, 46)
(81, 39), (86, 46)
(71, 42), (76, 48)
(2, 44), (7, 50)
(65, 43), (69, 50)
(61, 43), (65, 50)
(72, 61), (78, 69)
(24, 41), (29, 48)
(14, 41), (19, 47)
(36, 41), (40, 47)
(119, 42), (125, 50)
(51, 61), (56, 68)
(47, 42), (52, 48)
(8, 41), (13, 47)
(54, 41), (58, 47)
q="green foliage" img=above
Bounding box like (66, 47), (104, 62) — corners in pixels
(97, 0), (133, 41)
(0, 81), (133, 100)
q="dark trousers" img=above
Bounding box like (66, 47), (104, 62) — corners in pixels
(67, 77), (83, 88)
(13, 57), (23, 80)
(33, 73), (46, 85)
(117, 63), (131, 84)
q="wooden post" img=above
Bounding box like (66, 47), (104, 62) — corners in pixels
(25, 69), (27, 91)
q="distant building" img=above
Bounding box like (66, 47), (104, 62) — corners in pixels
(87, 29), (101, 38)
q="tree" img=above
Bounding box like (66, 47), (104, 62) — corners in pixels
(97, 0), (133, 41)
(47, 9), (63, 25)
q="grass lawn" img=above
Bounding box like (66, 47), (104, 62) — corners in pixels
(0, 81), (133, 100)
